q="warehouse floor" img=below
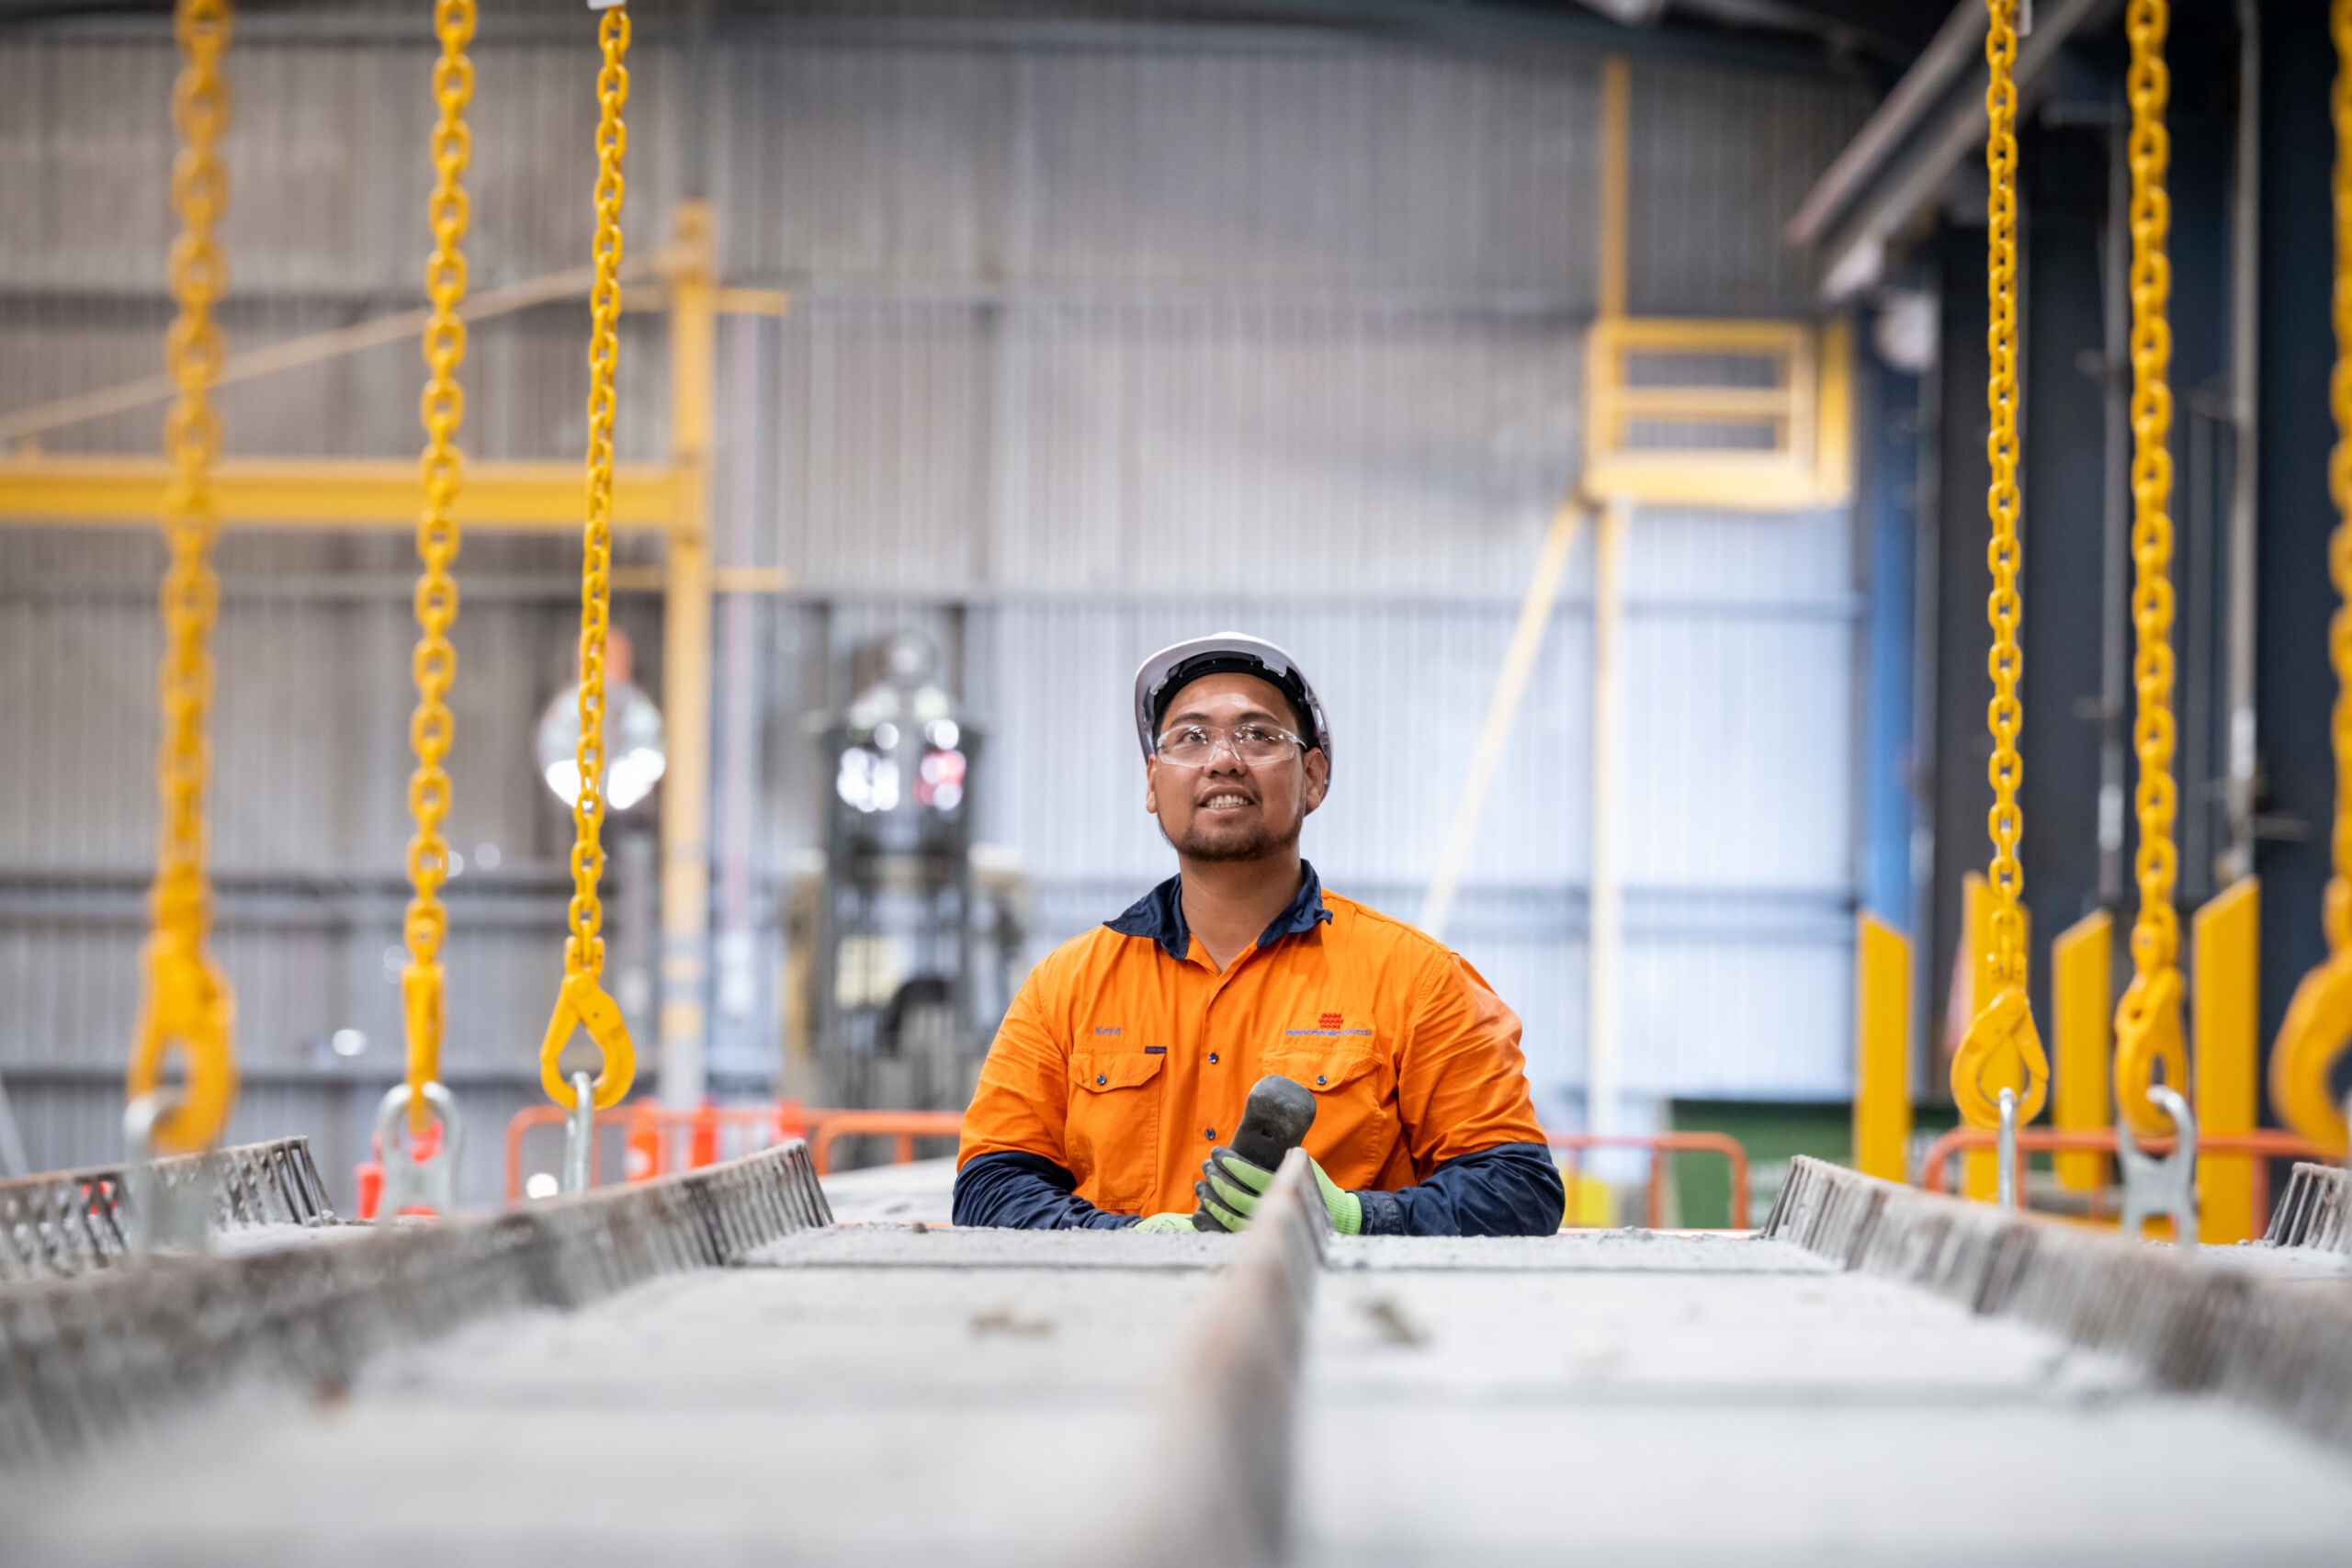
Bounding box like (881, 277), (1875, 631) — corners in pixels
(10, 1152), (2352, 1568)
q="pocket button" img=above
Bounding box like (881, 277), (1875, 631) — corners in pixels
(1096, 1074), (1107, 1086)
(1317, 1075), (1327, 1086)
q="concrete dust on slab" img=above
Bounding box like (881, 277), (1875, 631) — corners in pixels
(817, 1156), (956, 1224)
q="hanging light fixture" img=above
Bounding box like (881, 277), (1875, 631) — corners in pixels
(536, 626), (667, 811)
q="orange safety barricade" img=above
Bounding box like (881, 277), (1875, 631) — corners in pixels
(1917, 1125), (2332, 1226)
(807, 1111), (966, 1176)
(503, 1100), (956, 1202)
(1544, 1131), (1751, 1230)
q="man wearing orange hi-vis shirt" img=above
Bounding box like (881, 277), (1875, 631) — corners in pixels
(954, 634), (1565, 1235)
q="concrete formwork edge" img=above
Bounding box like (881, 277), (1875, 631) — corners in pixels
(1100, 1148), (1329, 1568)
(1764, 1156), (2352, 1450)
(0, 1140), (833, 1467)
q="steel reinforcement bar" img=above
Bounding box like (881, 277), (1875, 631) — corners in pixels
(2266, 1162), (2350, 1250)
(0, 1139), (832, 1467)
(0, 1134), (339, 1284)
(1764, 1156), (2352, 1451)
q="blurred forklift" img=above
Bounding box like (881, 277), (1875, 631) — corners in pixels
(785, 632), (1028, 1130)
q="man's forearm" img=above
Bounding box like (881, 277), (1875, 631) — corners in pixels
(1352, 1142), (1564, 1236)
(951, 1150), (1142, 1230)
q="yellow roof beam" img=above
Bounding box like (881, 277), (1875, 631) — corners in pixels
(0, 456), (685, 531)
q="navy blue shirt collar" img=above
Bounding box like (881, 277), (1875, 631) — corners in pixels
(1105, 861), (1333, 962)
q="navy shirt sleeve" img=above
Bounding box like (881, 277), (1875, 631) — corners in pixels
(1351, 1142), (1564, 1237)
(952, 1150), (1143, 1230)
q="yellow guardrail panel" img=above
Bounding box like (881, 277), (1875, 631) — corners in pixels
(2051, 908), (2113, 1192)
(2193, 877), (2259, 1244)
(1853, 913), (1912, 1182)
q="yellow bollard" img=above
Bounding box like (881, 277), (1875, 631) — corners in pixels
(1958, 874), (2030, 1201)
(1853, 914), (1912, 1182)
(2051, 910), (2113, 1192)
(2192, 878), (2259, 1244)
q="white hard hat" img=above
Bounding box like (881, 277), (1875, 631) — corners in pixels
(1133, 633), (1330, 765)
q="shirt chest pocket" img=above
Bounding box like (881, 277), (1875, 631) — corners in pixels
(1261, 1043), (1388, 1186)
(1064, 1051), (1166, 1214)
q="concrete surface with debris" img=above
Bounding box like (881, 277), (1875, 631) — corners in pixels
(9, 1214), (2352, 1565)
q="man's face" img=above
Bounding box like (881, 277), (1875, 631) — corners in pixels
(1145, 672), (1329, 863)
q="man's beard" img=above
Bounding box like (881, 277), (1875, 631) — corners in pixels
(1160, 807), (1302, 863)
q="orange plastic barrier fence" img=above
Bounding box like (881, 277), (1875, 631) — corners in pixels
(503, 1101), (966, 1202)
(1917, 1125), (2331, 1225)
(1544, 1131), (1751, 1230)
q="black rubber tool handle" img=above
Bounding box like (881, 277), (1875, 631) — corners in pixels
(1193, 1074), (1317, 1233)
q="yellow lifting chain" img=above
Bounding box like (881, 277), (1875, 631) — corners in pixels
(2109, 0), (2190, 1142)
(1951, 0), (2051, 1131)
(128, 0), (240, 1155)
(2273, 0), (2352, 1154)
(538, 0), (638, 1113)
(401, 0), (478, 1135)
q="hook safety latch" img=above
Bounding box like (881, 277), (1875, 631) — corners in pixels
(2271, 949), (2352, 1155)
(127, 936), (238, 1155)
(2113, 967), (2188, 1141)
(1951, 982), (2049, 1129)
(538, 970), (635, 1111)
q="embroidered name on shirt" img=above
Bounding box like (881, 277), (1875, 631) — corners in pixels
(1093, 1026), (1121, 1036)
(1284, 1026), (1374, 1037)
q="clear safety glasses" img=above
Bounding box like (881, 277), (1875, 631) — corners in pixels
(1153, 722), (1306, 768)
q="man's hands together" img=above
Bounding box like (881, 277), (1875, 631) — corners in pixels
(1194, 1145), (1363, 1235)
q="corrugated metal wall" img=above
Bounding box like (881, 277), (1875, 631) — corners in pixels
(0, 19), (1870, 1204)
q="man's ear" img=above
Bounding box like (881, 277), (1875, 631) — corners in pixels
(1145, 757), (1161, 818)
(1302, 749), (1330, 814)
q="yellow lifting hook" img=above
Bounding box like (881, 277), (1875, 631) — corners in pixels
(539, 0), (639, 1116)
(2271, 0), (2352, 1154)
(1951, 0), (2050, 1137)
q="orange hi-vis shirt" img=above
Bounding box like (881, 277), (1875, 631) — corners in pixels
(956, 863), (1554, 1224)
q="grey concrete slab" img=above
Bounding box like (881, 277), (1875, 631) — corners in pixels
(6, 1259), (1212, 1566)
(1299, 1232), (2352, 1565)
(748, 1222), (1238, 1269)
(817, 1156), (957, 1225)
(1325, 1229), (1835, 1273)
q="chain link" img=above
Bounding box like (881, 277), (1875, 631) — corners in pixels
(128, 0), (240, 1155)
(2271, 0), (2352, 1153)
(400, 0), (477, 1135)
(538, 3), (637, 1114)
(2110, 0), (2189, 1141)
(1951, 0), (2049, 1133)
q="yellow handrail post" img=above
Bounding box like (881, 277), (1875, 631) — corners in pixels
(2193, 877), (2260, 1243)
(1853, 914), (1912, 1182)
(2051, 910), (2114, 1192)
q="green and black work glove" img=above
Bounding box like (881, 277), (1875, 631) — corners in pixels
(1130, 1212), (1195, 1233)
(1195, 1146), (1363, 1236)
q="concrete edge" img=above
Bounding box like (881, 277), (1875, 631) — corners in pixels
(1097, 1147), (1329, 1568)
(0, 1138), (833, 1467)
(1764, 1155), (2352, 1451)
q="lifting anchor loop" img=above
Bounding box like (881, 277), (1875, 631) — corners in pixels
(376, 1079), (464, 1219)
(2116, 1083), (2198, 1247)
